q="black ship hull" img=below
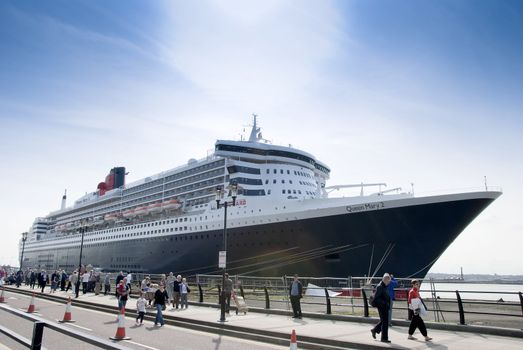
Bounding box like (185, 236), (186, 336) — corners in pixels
(24, 194), (497, 279)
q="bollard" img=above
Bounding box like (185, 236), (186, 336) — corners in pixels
(519, 292), (523, 317)
(31, 321), (45, 350)
(217, 285), (221, 305)
(361, 288), (369, 317)
(324, 288), (332, 315)
(198, 283), (203, 303)
(264, 286), (270, 309)
(239, 284), (245, 299)
(456, 290), (466, 325)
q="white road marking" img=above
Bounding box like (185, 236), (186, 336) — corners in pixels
(65, 323), (93, 331)
(124, 340), (161, 350)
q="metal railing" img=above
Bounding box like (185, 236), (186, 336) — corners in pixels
(0, 303), (131, 350)
(184, 275), (522, 329)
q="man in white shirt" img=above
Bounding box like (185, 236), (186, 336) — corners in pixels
(126, 272), (132, 293)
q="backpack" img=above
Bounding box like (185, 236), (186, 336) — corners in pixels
(368, 286), (377, 307)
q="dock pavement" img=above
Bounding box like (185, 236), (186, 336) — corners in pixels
(2, 285), (522, 350)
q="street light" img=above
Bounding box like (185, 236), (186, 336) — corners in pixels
(216, 183), (238, 322)
(75, 220), (86, 298)
(20, 232), (28, 271)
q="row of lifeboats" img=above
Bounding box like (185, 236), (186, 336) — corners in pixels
(55, 199), (182, 231)
(110, 199), (182, 220)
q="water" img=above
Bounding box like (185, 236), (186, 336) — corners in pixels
(419, 282), (523, 302)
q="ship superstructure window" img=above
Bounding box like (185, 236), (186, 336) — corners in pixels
(227, 166), (260, 175)
(234, 177), (263, 185)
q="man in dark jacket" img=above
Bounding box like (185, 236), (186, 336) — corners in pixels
(289, 274), (303, 319)
(371, 273), (392, 343)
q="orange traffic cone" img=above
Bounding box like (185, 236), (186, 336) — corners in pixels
(27, 292), (36, 313)
(58, 297), (75, 323)
(110, 307), (131, 340)
(0, 288), (6, 303)
(290, 329), (298, 350)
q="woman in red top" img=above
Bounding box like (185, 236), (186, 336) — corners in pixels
(407, 279), (432, 341)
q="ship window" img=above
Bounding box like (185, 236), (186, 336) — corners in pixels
(282, 190), (285, 194)
(287, 190), (291, 194)
(280, 169), (283, 174)
(287, 170), (290, 174)
(281, 180), (285, 184)
(266, 169), (269, 174)
(268, 189), (271, 195)
(290, 180), (293, 184)
(273, 169), (277, 174)
(265, 179), (268, 184)
(298, 190), (302, 194)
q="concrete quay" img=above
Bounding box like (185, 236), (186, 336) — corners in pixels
(2, 285), (522, 350)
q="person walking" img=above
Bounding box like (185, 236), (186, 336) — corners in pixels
(116, 278), (129, 310)
(104, 273), (111, 295)
(69, 271), (78, 294)
(81, 271), (90, 294)
(94, 271), (101, 295)
(166, 272), (175, 306)
(60, 270), (68, 291)
(30, 270), (37, 289)
(223, 273), (233, 314)
(180, 277), (190, 309)
(371, 273), (392, 343)
(387, 274), (398, 325)
(153, 284), (168, 326)
(289, 274), (303, 319)
(126, 271), (132, 293)
(135, 292), (147, 326)
(172, 275), (181, 309)
(50, 271), (59, 293)
(38, 270), (48, 293)
(407, 279), (432, 341)
(115, 271), (124, 297)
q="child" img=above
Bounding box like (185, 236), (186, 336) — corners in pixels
(180, 277), (190, 309)
(136, 292), (147, 326)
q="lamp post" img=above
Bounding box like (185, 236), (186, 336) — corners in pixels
(20, 232), (28, 271)
(216, 183), (238, 322)
(75, 220), (86, 298)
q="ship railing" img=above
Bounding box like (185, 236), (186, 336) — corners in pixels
(414, 185), (503, 197)
(186, 274), (522, 330)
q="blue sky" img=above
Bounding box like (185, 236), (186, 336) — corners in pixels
(1, 0), (522, 275)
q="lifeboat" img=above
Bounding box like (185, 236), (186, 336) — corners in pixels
(147, 202), (163, 214)
(104, 213), (118, 222)
(134, 206), (148, 216)
(162, 199), (181, 211)
(122, 208), (135, 218)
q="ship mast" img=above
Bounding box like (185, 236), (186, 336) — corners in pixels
(248, 114), (261, 142)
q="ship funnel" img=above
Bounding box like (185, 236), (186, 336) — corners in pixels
(61, 189), (67, 210)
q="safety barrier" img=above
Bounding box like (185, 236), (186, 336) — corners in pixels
(0, 303), (131, 349)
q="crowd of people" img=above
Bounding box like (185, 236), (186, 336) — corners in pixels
(2, 265), (433, 341)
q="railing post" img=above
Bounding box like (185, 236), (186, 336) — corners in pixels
(519, 292), (523, 317)
(456, 290), (466, 325)
(264, 286), (270, 309)
(198, 283), (203, 303)
(361, 288), (369, 317)
(31, 321), (44, 350)
(239, 284), (245, 299)
(324, 288), (331, 315)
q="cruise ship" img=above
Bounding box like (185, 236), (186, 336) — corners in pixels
(20, 117), (501, 279)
